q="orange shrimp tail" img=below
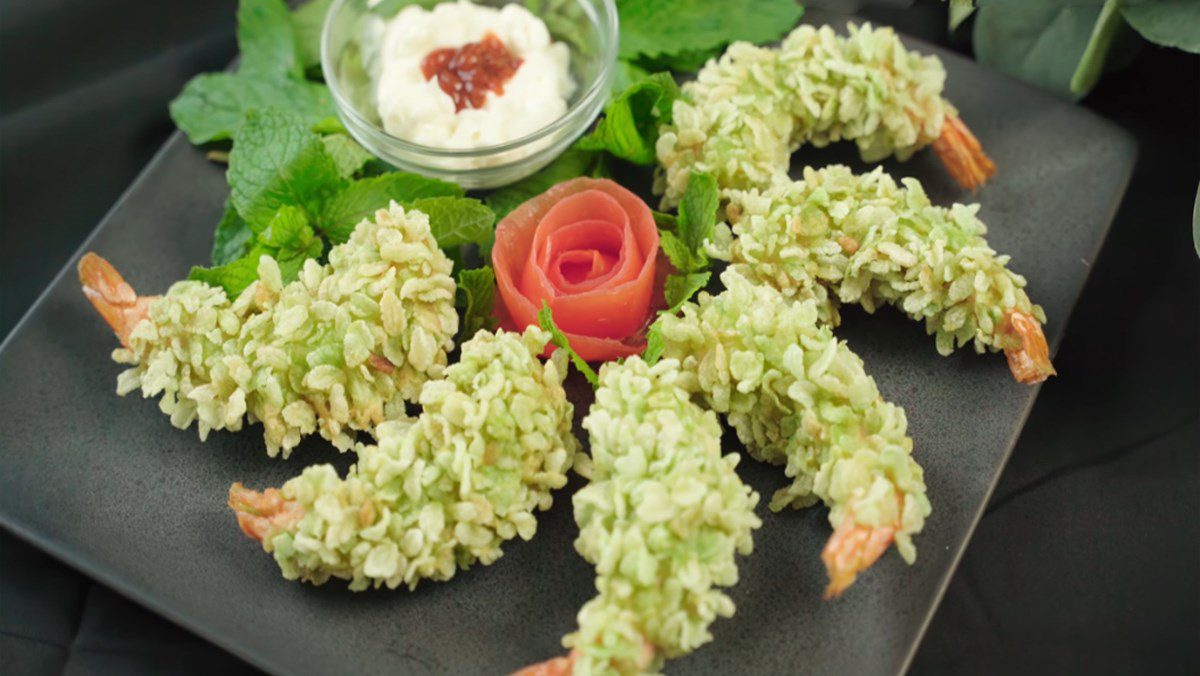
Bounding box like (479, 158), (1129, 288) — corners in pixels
(1001, 309), (1056, 384)
(228, 482), (304, 543)
(512, 650), (580, 676)
(77, 252), (155, 348)
(932, 114), (996, 192)
(821, 518), (896, 599)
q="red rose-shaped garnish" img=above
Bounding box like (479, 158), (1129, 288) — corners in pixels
(492, 177), (659, 361)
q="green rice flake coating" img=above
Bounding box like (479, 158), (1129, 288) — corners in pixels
(263, 327), (578, 591)
(660, 270), (930, 563)
(112, 202), (458, 457)
(656, 23), (949, 207)
(713, 165), (1046, 356)
(567, 357), (760, 675)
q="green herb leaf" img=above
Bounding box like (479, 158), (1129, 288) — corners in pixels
(229, 109), (346, 228)
(652, 209), (678, 232)
(616, 0), (804, 62)
(577, 73), (679, 165)
(484, 146), (606, 220)
(411, 197), (496, 250)
(320, 172), (465, 243)
(456, 266), (498, 341)
(642, 319), (665, 366)
(1121, 0), (1200, 53)
(237, 0), (303, 79)
(659, 230), (701, 273)
(663, 271), (710, 312)
(973, 0), (1105, 100)
(611, 60), (652, 93)
(169, 73), (335, 144)
(634, 46), (720, 73)
(538, 303), (599, 387)
(321, 134), (376, 178)
(192, 205), (324, 296)
(677, 170), (718, 254)
(212, 201), (253, 265)
(292, 0), (333, 69)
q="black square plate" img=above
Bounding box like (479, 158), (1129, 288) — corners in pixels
(0, 17), (1134, 676)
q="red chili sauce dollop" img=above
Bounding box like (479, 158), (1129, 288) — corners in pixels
(420, 32), (523, 113)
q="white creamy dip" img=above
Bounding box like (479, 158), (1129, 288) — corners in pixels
(374, 0), (575, 149)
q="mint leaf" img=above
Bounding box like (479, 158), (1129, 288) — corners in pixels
(456, 266), (498, 342)
(677, 170), (718, 254)
(659, 230), (699, 273)
(538, 303), (599, 387)
(485, 146), (607, 220)
(212, 201), (253, 265)
(410, 197), (495, 250)
(190, 254), (263, 297)
(229, 109), (346, 228)
(642, 319), (665, 366)
(191, 205), (324, 296)
(237, 0), (303, 79)
(577, 73), (679, 165)
(169, 72), (335, 144)
(634, 46), (720, 73)
(616, 0), (804, 61)
(320, 172), (465, 243)
(322, 134), (375, 178)
(292, 0), (333, 69)
(664, 271), (710, 312)
(652, 209), (678, 232)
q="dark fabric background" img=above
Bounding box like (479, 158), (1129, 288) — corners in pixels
(1, 1), (1196, 674)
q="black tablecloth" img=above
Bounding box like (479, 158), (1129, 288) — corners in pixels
(1, 1), (1197, 674)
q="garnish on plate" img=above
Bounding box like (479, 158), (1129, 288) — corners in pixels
(492, 177), (660, 362)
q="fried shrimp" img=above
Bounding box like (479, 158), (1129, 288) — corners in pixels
(656, 23), (994, 207)
(714, 165), (1054, 383)
(517, 357), (759, 674)
(79, 202), (459, 457)
(229, 328), (578, 591)
(660, 270), (931, 597)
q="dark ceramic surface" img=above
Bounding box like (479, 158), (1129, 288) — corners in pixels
(0, 22), (1134, 676)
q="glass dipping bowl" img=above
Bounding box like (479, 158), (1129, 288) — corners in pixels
(321, 0), (617, 189)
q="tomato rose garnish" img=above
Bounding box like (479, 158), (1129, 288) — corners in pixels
(492, 177), (659, 361)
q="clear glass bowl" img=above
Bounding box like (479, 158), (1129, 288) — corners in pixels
(321, 0), (617, 189)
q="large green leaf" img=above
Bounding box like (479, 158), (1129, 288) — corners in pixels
(973, 0), (1105, 100)
(237, 0), (303, 78)
(616, 0), (803, 61)
(319, 172), (464, 242)
(1122, 0), (1200, 53)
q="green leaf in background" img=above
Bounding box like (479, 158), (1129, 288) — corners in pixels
(973, 0), (1105, 100)
(371, 0), (442, 18)
(616, 0), (803, 62)
(577, 73), (680, 165)
(634, 46), (720, 74)
(291, 0), (332, 70)
(169, 73), (335, 144)
(228, 109), (346, 228)
(1122, 0), (1200, 53)
(411, 197), (496, 251)
(663, 271), (710, 311)
(538, 303), (599, 387)
(1192, 182), (1199, 258)
(485, 146), (607, 220)
(949, 0), (976, 31)
(456, 266), (498, 342)
(237, 0), (303, 79)
(320, 172), (465, 243)
(321, 134), (375, 178)
(211, 201), (253, 265)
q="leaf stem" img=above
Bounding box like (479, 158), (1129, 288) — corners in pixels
(1070, 0), (1124, 97)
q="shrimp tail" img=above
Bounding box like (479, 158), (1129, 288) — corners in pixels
(511, 651), (578, 676)
(77, 252), (155, 348)
(932, 114), (996, 192)
(228, 482), (305, 543)
(1001, 309), (1056, 384)
(821, 517), (896, 599)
